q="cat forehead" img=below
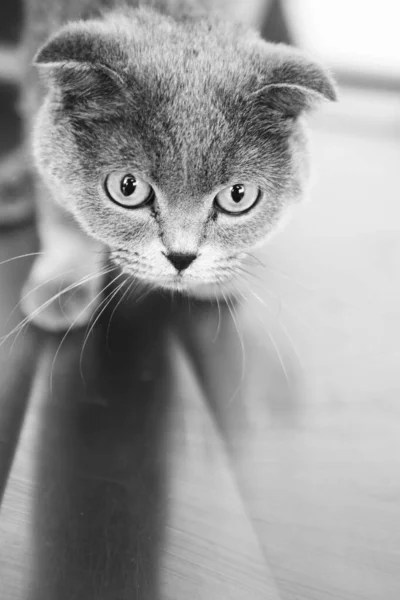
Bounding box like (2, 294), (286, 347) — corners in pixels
(107, 8), (260, 79)
(110, 75), (265, 196)
(116, 15), (261, 142)
(99, 15), (262, 172)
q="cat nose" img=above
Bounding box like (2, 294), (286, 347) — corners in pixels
(166, 252), (197, 272)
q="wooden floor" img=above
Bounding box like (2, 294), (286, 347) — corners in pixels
(0, 87), (399, 599)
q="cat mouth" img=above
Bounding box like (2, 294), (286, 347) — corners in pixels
(110, 250), (238, 291)
(126, 271), (232, 291)
(118, 266), (234, 293)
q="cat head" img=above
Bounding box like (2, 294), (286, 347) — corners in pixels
(33, 7), (336, 292)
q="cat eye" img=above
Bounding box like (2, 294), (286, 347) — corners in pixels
(105, 171), (154, 208)
(214, 183), (260, 215)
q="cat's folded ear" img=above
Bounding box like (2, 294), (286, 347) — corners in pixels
(253, 43), (337, 118)
(33, 21), (127, 115)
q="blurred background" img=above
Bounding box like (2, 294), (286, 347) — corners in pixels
(0, 2), (399, 599)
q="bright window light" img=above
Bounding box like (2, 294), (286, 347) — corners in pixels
(284, 0), (400, 78)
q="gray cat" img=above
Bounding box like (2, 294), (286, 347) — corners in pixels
(0, 0), (336, 331)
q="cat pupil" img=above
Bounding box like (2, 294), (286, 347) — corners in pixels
(121, 175), (137, 197)
(231, 185), (245, 203)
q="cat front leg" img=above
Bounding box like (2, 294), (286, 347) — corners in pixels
(21, 187), (108, 332)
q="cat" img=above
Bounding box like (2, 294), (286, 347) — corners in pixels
(0, 0), (336, 331)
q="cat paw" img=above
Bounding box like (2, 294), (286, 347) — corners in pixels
(20, 260), (104, 332)
(0, 148), (35, 228)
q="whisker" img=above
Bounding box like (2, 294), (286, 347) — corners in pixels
(243, 252), (316, 292)
(246, 286), (304, 372)
(235, 263), (271, 287)
(228, 264), (283, 311)
(264, 322), (291, 387)
(232, 267), (285, 317)
(237, 268), (315, 331)
(212, 286), (222, 343)
(79, 275), (126, 383)
(1, 267), (114, 353)
(49, 271), (123, 394)
(235, 283), (292, 387)
(106, 277), (134, 350)
(6, 265), (81, 326)
(219, 286), (246, 401)
(81, 273), (123, 349)
(132, 282), (154, 305)
(62, 262), (118, 306)
(81, 274), (125, 353)
(0, 251), (44, 269)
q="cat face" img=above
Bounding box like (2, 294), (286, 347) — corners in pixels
(33, 8), (336, 292)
